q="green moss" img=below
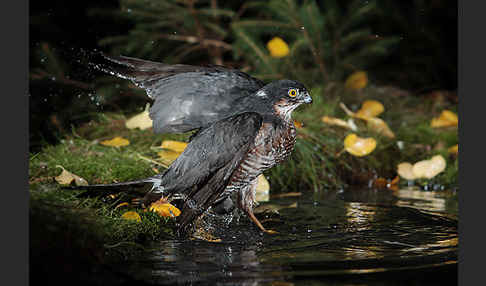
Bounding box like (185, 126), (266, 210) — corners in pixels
(29, 113), (185, 258)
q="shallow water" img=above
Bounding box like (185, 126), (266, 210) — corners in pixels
(109, 187), (458, 285)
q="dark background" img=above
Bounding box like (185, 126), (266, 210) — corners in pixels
(29, 0), (458, 151)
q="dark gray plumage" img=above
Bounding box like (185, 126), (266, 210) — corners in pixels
(95, 54), (265, 133)
(75, 53), (312, 235)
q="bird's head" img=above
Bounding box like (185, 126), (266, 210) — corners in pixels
(255, 79), (312, 121)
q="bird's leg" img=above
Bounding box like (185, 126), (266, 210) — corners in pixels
(239, 180), (278, 234)
(245, 208), (277, 234)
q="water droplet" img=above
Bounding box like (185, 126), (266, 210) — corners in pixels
(300, 26), (305, 30)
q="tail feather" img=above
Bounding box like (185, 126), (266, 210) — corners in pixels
(62, 177), (158, 196)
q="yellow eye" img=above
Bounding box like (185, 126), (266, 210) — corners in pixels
(288, 89), (297, 97)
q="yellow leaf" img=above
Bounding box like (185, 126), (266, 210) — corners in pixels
(355, 100), (385, 119)
(345, 71), (368, 90)
(448, 144), (458, 155)
(366, 117), (395, 138)
(157, 140), (188, 164)
(430, 110), (458, 128)
(412, 155), (447, 179)
(397, 162), (416, 180)
(255, 174), (270, 202)
(388, 176), (400, 191)
(121, 211), (141, 222)
(100, 136), (130, 147)
(397, 155), (447, 180)
(149, 200), (181, 217)
(125, 105), (153, 130)
(54, 165), (88, 186)
(293, 120), (303, 129)
(157, 149), (182, 165)
(160, 140), (188, 153)
(321, 116), (354, 130)
(343, 133), (376, 157)
(339, 102), (394, 138)
(267, 37), (289, 58)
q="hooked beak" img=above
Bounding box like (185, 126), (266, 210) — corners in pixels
(300, 91), (312, 104)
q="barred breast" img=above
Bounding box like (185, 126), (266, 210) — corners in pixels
(225, 121), (297, 195)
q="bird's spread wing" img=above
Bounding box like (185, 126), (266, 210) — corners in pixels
(97, 54), (265, 133)
(155, 112), (263, 231)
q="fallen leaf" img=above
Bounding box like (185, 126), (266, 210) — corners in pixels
(149, 200), (181, 217)
(365, 117), (395, 138)
(343, 133), (376, 157)
(158, 150), (182, 165)
(355, 100), (384, 119)
(321, 116), (355, 130)
(121, 211), (141, 223)
(267, 37), (289, 58)
(339, 102), (394, 138)
(388, 176), (400, 191)
(293, 120), (303, 129)
(448, 144), (458, 155)
(160, 140), (188, 153)
(157, 140), (188, 164)
(397, 155), (447, 180)
(54, 165), (88, 186)
(412, 155), (447, 179)
(372, 177), (388, 189)
(345, 71), (368, 90)
(397, 163), (416, 180)
(100, 136), (130, 147)
(430, 110), (458, 128)
(255, 174), (270, 202)
(125, 104), (153, 130)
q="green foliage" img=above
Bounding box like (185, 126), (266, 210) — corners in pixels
(231, 0), (400, 87)
(93, 0), (235, 65)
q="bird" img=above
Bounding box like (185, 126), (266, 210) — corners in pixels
(75, 53), (312, 235)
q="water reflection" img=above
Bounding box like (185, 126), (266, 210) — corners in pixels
(393, 186), (457, 217)
(112, 187), (458, 285)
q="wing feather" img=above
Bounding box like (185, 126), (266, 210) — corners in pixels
(158, 112), (262, 195)
(152, 112), (263, 232)
(96, 54), (265, 133)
